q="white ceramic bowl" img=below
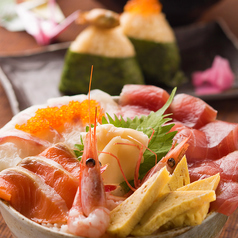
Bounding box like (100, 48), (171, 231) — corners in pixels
(0, 91), (229, 237)
(0, 199), (228, 238)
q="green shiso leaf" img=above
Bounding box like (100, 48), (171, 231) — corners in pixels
(74, 135), (84, 161)
(102, 87), (177, 179)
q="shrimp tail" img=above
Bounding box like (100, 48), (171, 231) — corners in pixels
(68, 205), (110, 238)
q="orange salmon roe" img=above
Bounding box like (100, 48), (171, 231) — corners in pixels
(125, 0), (162, 14)
(15, 100), (104, 134)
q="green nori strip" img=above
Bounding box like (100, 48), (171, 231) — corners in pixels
(128, 37), (187, 87)
(59, 51), (144, 96)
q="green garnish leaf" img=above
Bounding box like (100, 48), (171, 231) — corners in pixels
(74, 135), (84, 161)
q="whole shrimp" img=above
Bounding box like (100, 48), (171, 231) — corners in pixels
(122, 133), (190, 189)
(67, 119), (110, 238)
(67, 69), (110, 237)
(141, 137), (190, 184)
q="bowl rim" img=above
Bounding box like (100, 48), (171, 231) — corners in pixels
(0, 198), (228, 238)
(0, 199), (76, 237)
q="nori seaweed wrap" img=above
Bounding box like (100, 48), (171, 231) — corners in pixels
(120, 0), (186, 87)
(59, 9), (144, 96)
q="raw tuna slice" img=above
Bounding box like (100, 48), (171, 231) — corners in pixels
(0, 167), (68, 223)
(170, 120), (238, 163)
(116, 105), (151, 120)
(39, 143), (81, 179)
(189, 151), (238, 182)
(170, 94), (217, 129)
(200, 120), (238, 160)
(119, 84), (170, 112)
(170, 122), (208, 163)
(189, 151), (238, 216)
(210, 181), (238, 216)
(19, 156), (79, 209)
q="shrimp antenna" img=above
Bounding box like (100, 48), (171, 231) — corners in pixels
(88, 65), (94, 138)
(88, 65), (93, 102)
(94, 107), (97, 139)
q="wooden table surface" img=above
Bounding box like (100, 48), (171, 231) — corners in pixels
(0, 0), (238, 237)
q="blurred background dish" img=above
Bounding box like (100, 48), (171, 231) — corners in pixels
(0, 20), (237, 114)
(0, 0), (238, 56)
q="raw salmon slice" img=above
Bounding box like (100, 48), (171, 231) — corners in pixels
(0, 167), (68, 223)
(19, 156), (79, 209)
(39, 143), (80, 179)
(170, 93), (217, 129)
(119, 84), (170, 112)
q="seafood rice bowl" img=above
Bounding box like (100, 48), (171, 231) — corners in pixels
(0, 85), (236, 237)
